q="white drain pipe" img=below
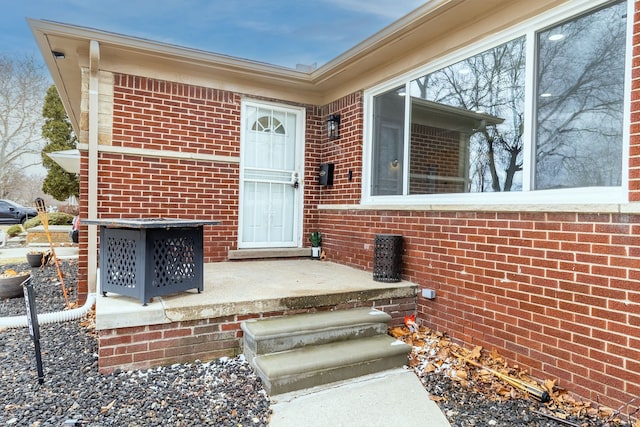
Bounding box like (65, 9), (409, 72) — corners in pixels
(0, 293), (96, 329)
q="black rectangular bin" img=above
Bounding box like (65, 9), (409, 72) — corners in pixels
(373, 234), (403, 282)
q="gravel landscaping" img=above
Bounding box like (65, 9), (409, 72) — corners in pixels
(0, 260), (635, 426)
(0, 261), (270, 426)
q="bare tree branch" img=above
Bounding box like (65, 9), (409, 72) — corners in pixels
(0, 55), (49, 196)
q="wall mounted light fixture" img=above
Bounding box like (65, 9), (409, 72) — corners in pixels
(52, 51), (65, 59)
(327, 114), (340, 140)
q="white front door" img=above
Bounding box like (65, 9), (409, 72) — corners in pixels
(239, 100), (305, 248)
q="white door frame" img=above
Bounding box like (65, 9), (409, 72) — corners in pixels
(238, 98), (306, 249)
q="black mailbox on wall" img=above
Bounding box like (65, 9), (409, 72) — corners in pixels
(319, 163), (334, 186)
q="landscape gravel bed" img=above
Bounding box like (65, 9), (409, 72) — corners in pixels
(0, 261), (271, 426)
(0, 260), (634, 426)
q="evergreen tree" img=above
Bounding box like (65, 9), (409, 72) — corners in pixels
(41, 85), (79, 200)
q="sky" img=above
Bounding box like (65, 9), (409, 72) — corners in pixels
(3, 0), (426, 69)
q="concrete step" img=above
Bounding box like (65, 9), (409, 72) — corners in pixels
(242, 308), (391, 362)
(253, 334), (411, 395)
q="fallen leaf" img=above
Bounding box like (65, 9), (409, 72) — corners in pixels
(478, 370), (493, 382)
(453, 369), (468, 380)
(437, 347), (450, 360)
(468, 345), (482, 360)
(544, 378), (556, 394)
(490, 348), (501, 358)
(423, 363), (437, 373)
(389, 326), (408, 338)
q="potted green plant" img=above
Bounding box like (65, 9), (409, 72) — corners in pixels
(310, 231), (322, 259)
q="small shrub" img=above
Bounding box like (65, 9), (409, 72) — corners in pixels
(23, 212), (74, 229)
(6, 224), (23, 237)
(47, 212), (74, 225)
(23, 217), (38, 229)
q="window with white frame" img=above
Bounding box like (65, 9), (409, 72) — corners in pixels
(367, 0), (628, 202)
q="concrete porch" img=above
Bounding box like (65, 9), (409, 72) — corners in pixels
(95, 259), (418, 372)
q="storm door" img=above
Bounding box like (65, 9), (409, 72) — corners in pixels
(239, 100), (305, 248)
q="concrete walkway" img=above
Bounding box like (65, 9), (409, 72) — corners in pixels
(269, 368), (450, 427)
(0, 246), (79, 260)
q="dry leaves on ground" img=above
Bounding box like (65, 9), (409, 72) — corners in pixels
(79, 304), (96, 336)
(390, 324), (635, 425)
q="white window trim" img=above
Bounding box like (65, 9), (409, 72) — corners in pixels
(362, 0), (631, 207)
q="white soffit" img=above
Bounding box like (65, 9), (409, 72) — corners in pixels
(46, 149), (80, 174)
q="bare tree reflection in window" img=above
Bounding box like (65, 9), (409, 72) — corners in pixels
(535, 1), (626, 189)
(411, 37), (526, 193)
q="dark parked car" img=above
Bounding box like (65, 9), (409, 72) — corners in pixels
(0, 200), (38, 224)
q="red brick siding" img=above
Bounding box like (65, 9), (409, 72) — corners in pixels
(303, 106), (324, 236)
(630, 0), (640, 201)
(76, 152), (237, 298)
(110, 74), (327, 251)
(314, 92), (364, 205)
(96, 152), (238, 260)
(109, 75), (241, 259)
(318, 209), (640, 410)
(97, 296), (415, 373)
(112, 75), (240, 156)
(77, 154), (90, 302)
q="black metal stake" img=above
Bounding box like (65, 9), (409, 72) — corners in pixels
(23, 278), (44, 385)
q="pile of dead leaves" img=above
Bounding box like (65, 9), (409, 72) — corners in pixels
(79, 303), (96, 337)
(390, 323), (638, 426)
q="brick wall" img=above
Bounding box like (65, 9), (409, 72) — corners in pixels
(306, 5), (640, 409)
(315, 92), (364, 205)
(112, 75), (240, 155)
(95, 152), (238, 258)
(77, 154), (89, 301)
(318, 209), (640, 410)
(303, 105), (323, 236)
(97, 296), (415, 373)
(629, 0), (640, 201)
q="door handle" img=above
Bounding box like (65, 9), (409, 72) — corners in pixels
(290, 172), (299, 189)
